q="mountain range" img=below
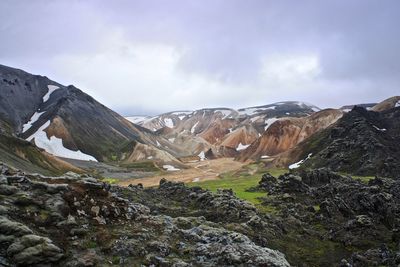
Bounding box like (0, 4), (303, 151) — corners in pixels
(0, 63), (399, 178)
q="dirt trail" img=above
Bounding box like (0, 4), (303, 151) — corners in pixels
(118, 158), (245, 187)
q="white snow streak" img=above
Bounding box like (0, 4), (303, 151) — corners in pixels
(236, 142), (250, 151)
(289, 153), (312, 169)
(163, 165), (180, 171)
(164, 118), (174, 128)
(372, 125), (387, 132)
(27, 121), (97, 161)
(22, 111), (45, 133)
(264, 118), (279, 131)
(198, 151), (206, 161)
(125, 116), (148, 124)
(191, 121), (199, 134)
(43, 85), (59, 103)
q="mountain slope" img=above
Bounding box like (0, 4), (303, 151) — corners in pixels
(0, 64), (179, 165)
(0, 133), (82, 175)
(127, 102), (320, 159)
(274, 105), (400, 178)
(371, 96), (400, 112)
(238, 109), (344, 161)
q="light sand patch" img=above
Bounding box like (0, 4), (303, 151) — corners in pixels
(118, 158), (245, 187)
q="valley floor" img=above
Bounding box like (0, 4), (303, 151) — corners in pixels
(118, 158), (246, 187)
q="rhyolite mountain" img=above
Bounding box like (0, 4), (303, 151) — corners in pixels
(127, 102), (321, 159)
(237, 108), (344, 161)
(274, 98), (400, 178)
(0, 64), (181, 168)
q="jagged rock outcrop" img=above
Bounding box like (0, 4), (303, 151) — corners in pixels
(253, 169), (400, 266)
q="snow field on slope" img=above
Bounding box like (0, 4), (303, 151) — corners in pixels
(27, 120), (97, 161)
(43, 85), (59, 102)
(22, 111), (46, 133)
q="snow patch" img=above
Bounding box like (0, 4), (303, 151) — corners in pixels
(22, 111), (46, 133)
(43, 85), (59, 103)
(125, 116), (149, 124)
(164, 118), (174, 128)
(396, 101), (400, 108)
(192, 178), (200, 182)
(191, 121), (199, 134)
(156, 141), (161, 147)
(261, 155), (270, 159)
(264, 118), (279, 131)
(236, 142), (250, 151)
(147, 156), (153, 160)
(198, 151), (206, 161)
(26, 121), (97, 161)
(372, 125), (387, 132)
(168, 138), (175, 143)
(171, 111), (192, 115)
(163, 165), (180, 171)
(289, 153), (312, 169)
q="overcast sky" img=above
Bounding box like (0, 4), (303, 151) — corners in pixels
(1, 0), (399, 115)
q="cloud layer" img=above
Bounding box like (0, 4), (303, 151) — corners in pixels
(1, 0), (399, 115)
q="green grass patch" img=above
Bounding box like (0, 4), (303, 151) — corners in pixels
(338, 172), (376, 184)
(84, 240), (97, 249)
(351, 175), (375, 183)
(188, 166), (287, 205)
(101, 178), (119, 184)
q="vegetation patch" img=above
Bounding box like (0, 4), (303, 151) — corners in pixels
(188, 165), (287, 205)
(101, 178), (119, 184)
(120, 161), (160, 172)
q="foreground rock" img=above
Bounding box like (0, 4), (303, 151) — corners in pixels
(255, 168), (400, 266)
(0, 165), (290, 266)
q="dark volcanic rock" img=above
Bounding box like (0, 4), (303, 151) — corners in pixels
(0, 166), (290, 266)
(282, 106), (400, 178)
(256, 168), (400, 266)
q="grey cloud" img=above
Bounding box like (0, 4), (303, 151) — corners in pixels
(0, 0), (399, 114)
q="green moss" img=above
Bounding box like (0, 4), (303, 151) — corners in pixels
(188, 167), (287, 205)
(257, 204), (278, 214)
(119, 161), (160, 172)
(84, 240), (97, 249)
(111, 255), (121, 264)
(39, 210), (50, 221)
(352, 175), (375, 183)
(314, 205), (320, 212)
(101, 178), (119, 184)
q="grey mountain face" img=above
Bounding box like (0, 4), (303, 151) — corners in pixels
(0, 64), (158, 162)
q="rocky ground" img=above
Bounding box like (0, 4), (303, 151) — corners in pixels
(253, 168), (400, 266)
(1, 163), (399, 266)
(0, 164), (289, 266)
